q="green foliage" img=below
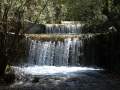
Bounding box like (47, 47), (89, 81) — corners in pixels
(5, 64), (11, 74)
(61, 0), (105, 24)
(0, 0), (110, 24)
(0, 0), (120, 29)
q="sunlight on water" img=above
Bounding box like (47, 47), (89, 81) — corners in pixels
(13, 66), (102, 76)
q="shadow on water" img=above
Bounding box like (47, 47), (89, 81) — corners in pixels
(1, 66), (120, 90)
(7, 66), (103, 90)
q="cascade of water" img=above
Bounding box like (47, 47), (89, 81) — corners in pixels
(27, 38), (83, 66)
(46, 24), (82, 34)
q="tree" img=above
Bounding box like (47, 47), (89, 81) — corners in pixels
(102, 0), (120, 31)
(0, 0), (26, 76)
(60, 0), (104, 25)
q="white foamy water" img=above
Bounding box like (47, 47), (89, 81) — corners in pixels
(13, 66), (101, 76)
(46, 24), (82, 34)
(27, 38), (82, 66)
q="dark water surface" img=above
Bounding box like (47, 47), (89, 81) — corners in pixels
(0, 67), (120, 90)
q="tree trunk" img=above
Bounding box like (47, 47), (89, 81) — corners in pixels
(0, 55), (8, 76)
(0, 0), (2, 20)
(0, 33), (8, 76)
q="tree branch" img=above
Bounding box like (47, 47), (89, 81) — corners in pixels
(34, 0), (50, 23)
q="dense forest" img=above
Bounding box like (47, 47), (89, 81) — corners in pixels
(0, 0), (119, 24)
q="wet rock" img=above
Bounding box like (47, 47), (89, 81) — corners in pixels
(4, 73), (15, 84)
(32, 77), (39, 83)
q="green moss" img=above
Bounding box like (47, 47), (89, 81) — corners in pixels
(25, 34), (94, 41)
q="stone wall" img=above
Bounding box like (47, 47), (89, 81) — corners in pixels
(83, 32), (120, 73)
(0, 33), (27, 65)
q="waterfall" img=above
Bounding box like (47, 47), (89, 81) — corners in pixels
(46, 24), (82, 34)
(11, 24), (102, 86)
(27, 37), (83, 66)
